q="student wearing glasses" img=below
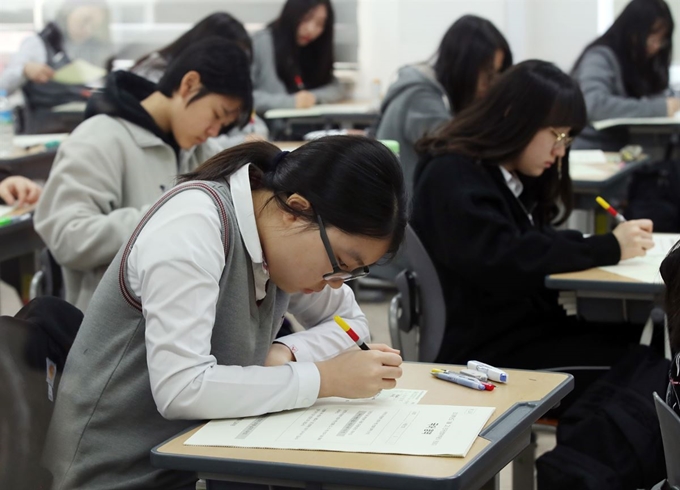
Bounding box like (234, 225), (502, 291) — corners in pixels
(42, 136), (407, 489)
(411, 60), (652, 385)
(571, 0), (678, 150)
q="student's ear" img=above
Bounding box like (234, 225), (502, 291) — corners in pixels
(177, 70), (202, 101)
(281, 193), (313, 226)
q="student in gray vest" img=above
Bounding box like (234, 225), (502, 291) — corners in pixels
(376, 15), (512, 192)
(572, 0), (679, 151)
(251, 0), (345, 113)
(34, 37), (253, 313)
(0, 1), (112, 133)
(130, 12), (270, 147)
(42, 136), (407, 489)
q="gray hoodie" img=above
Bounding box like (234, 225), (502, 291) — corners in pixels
(572, 45), (667, 151)
(375, 63), (451, 192)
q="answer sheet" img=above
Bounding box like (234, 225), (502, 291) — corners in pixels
(599, 233), (680, 283)
(185, 403), (494, 457)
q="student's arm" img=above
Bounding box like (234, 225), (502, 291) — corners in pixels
(576, 47), (667, 121)
(276, 286), (369, 362)
(253, 88), (297, 113)
(309, 77), (346, 104)
(128, 190), (320, 420)
(0, 35), (48, 95)
(402, 87), (452, 145)
(33, 125), (145, 271)
(415, 160), (621, 294)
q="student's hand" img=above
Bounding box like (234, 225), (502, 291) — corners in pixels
(264, 342), (296, 366)
(366, 344), (401, 355)
(23, 62), (55, 84)
(667, 97), (680, 117)
(315, 349), (403, 399)
(0, 176), (42, 207)
(295, 90), (316, 109)
(613, 219), (654, 260)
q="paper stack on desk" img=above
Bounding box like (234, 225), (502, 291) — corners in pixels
(53, 59), (106, 85)
(599, 233), (680, 283)
(185, 389), (494, 457)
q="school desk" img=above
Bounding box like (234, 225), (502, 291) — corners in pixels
(593, 117), (680, 160)
(0, 216), (42, 264)
(570, 152), (648, 234)
(0, 133), (68, 181)
(265, 101), (379, 139)
(544, 233), (678, 328)
(151, 362), (572, 490)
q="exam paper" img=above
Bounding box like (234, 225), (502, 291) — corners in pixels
(599, 234), (680, 283)
(569, 150), (608, 165)
(185, 404), (495, 457)
(52, 59), (106, 85)
(320, 389), (427, 406)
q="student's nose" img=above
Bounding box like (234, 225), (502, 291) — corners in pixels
(206, 123), (221, 138)
(553, 145), (567, 158)
(327, 280), (344, 290)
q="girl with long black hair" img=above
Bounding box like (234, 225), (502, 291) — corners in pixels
(572, 0), (678, 150)
(251, 0), (344, 113)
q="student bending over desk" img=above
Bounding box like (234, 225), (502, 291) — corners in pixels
(376, 14), (512, 191)
(411, 61), (651, 391)
(571, 0), (678, 151)
(251, 0), (345, 113)
(34, 38), (252, 312)
(41, 137), (406, 490)
(130, 12), (270, 146)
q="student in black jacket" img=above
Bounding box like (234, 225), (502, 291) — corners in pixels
(411, 60), (653, 372)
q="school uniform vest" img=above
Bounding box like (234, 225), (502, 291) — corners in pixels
(42, 180), (291, 490)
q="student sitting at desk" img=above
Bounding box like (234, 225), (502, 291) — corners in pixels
(34, 37), (252, 312)
(376, 15), (512, 191)
(571, 0), (679, 151)
(0, 168), (42, 206)
(42, 136), (407, 489)
(130, 12), (269, 146)
(0, 0), (112, 134)
(411, 60), (652, 383)
(661, 241), (680, 416)
(251, 0), (345, 113)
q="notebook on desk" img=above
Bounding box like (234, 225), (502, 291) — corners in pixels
(593, 116), (680, 131)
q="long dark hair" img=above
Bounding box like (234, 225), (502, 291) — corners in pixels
(661, 241), (680, 354)
(434, 15), (512, 114)
(132, 12), (252, 72)
(179, 137), (408, 257)
(573, 0), (673, 97)
(269, 0), (335, 93)
(416, 60), (587, 226)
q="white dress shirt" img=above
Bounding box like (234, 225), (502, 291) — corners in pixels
(126, 165), (370, 420)
(499, 165), (524, 198)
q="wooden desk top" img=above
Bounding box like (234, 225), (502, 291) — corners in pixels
(153, 363), (570, 483)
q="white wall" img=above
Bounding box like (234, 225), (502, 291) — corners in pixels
(356, 0), (602, 99)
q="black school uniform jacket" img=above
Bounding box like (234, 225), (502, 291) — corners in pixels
(410, 152), (621, 364)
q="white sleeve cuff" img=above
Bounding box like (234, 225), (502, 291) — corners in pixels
(289, 361), (320, 408)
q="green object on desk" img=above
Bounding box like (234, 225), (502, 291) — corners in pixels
(44, 141), (61, 150)
(379, 139), (400, 155)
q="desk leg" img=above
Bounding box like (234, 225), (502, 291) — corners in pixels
(479, 474), (500, 490)
(512, 430), (536, 490)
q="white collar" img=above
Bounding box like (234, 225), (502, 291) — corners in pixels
(229, 164), (270, 300)
(499, 166), (524, 198)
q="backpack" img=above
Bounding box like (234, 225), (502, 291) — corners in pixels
(625, 160), (680, 232)
(536, 345), (670, 490)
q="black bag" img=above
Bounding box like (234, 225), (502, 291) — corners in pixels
(626, 160), (680, 232)
(536, 345), (670, 490)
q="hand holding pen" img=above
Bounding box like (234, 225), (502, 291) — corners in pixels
(596, 196), (654, 260)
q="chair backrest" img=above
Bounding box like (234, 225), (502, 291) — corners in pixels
(402, 224), (446, 362)
(654, 391), (680, 486)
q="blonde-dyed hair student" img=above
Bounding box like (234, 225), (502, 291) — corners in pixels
(42, 136), (408, 489)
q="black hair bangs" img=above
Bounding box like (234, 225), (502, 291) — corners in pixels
(543, 80), (588, 136)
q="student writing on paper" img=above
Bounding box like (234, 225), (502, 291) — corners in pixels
(42, 136), (406, 489)
(251, 0), (345, 114)
(571, 0), (678, 151)
(376, 15), (512, 191)
(130, 12), (270, 146)
(411, 61), (651, 405)
(661, 242), (680, 417)
(34, 38), (252, 312)
(0, 0), (112, 133)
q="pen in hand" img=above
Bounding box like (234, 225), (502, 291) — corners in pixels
(334, 315), (370, 351)
(595, 196), (626, 224)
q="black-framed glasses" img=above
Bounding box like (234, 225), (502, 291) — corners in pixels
(549, 127), (574, 150)
(317, 214), (369, 283)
